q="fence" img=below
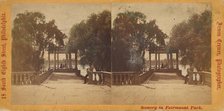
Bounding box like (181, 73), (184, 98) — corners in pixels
(112, 72), (137, 85)
(33, 69), (53, 85)
(12, 71), (37, 85)
(88, 71), (112, 87)
(135, 71), (154, 84)
(88, 71), (153, 86)
(188, 71), (211, 86)
(12, 69), (53, 85)
(54, 68), (81, 76)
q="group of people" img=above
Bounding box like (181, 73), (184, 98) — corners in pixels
(83, 64), (202, 84)
(84, 65), (96, 84)
(59, 63), (67, 69)
(184, 65), (203, 84)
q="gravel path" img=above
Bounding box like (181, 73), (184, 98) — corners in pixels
(11, 72), (211, 105)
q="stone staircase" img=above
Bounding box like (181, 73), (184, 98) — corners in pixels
(144, 72), (185, 84)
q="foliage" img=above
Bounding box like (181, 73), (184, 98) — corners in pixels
(112, 11), (167, 71)
(68, 10), (111, 71)
(68, 10), (167, 72)
(169, 10), (211, 71)
(12, 11), (65, 71)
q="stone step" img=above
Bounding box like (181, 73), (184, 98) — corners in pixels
(43, 72), (84, 84)
(145, 72), (184, 84)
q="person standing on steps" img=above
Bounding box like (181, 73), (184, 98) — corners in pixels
(84, 64), (94, 84)
(185, 65), (194, 84)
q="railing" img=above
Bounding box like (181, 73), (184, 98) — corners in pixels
(12, 69), (53, 85)
(88, 71), (153, 86)
(54, 68), (81, 76)
(188, 71), (211, 86)
(33, 69), (53, 85)
(54, 68), (78, 72)
(135, 71), (154, 84)
(112, 72), (137, 85)
(12, 71), (37, 85)
(88, 71), (112, 87)
(202, 71), (211, 86)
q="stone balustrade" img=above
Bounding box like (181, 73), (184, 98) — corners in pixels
(12, 69), (53, 85)
(112, 72), (139, 85)
(12, 71), (37, 85)
(188, 71), (211, 86)
(88, 71), (112, 86)
(88, 71), (153, 86)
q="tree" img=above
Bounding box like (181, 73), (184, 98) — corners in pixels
(169, 10), (211, 71)
(68, 10), (111, 71)
(12, 11), (65, 71)
(112, 11), (167, 71)
(68, 10), (167, 72)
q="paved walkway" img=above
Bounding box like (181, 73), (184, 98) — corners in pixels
(11, 72), (211, 105)
(145, 72), (185, 84)
(111, 73), (211, 105)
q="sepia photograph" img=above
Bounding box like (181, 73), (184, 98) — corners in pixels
(11, 3), (211, 105)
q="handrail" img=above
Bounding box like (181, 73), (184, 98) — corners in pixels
(12, 69), (53, 85)
(12, 72), (36, 85)
(95, 71), (112, 74)
(112, 71), (137, 74)
(135, 71), (154, 84)
(88, 71), (112, 87)
(88, 71), (153, 86)
(12, 71), (37, 74)
(33, 69), (53, 85)
(188, 71), (211, 86)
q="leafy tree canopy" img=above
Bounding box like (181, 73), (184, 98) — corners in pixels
(169, 10), (211, 71)
(68, 10), (111, 71)
(112, 11), (167, 71)
(68, 10), (167, 72)
(12, 11), (66, 71)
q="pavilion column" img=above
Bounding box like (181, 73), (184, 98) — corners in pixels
(155, 51), (157, 70)
(167, 53), (170, 69)
(75, 50), (78, 70)
(66, 53), (68, 68)
(69, 53), (72, 69)
(54, 47), (56, 70)
(158, 51), (160, 69)
(48, 51), (50, 69)
(149, 51), (151, 70)
(71, 53), (73, 69)
(65, 53), (68, 68)
(170, 53), (173, 69)
(57, 47), (59, 69)
(176, 52), (179, 69)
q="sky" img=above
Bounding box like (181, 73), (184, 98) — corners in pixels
(12, 3), (210, 72)
(112, 3), (210, 37)
(12, 3), (111, 40)
(12, 3), (210, 38)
